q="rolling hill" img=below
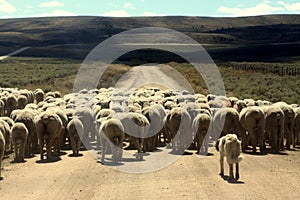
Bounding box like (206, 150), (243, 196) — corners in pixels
(1, 14), (300, 62)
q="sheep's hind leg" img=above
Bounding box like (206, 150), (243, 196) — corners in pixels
(39, 139), (44, 160)
(219, 155), (224, 176)
(235, 163), (239, 180)
(101, 140), (107, 163)
(229, 164), (234, 180)
(21, 142), (26, 162)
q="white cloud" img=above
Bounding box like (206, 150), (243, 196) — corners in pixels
(103, 10), (130, 17)
(124, 2), (135, 10)
(0, 15), (11, 19)
(0, 0), (16, 13)
(218, 1), (284, 16)
(277, 1), (300, 12)
(31, 10), (77, 17)
(39, 1), (64, 8)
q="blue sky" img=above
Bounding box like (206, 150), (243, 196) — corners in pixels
(0, 0), (300, 18)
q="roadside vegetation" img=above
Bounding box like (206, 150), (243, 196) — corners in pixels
(0, 57), (299, 104)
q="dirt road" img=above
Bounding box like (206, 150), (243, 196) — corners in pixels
(0, 64), (299, 199)
(115, 64), (194, 92)
(0, 47), (31, 61)
(1, 146), (300, 200)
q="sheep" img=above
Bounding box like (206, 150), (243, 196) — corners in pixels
(0, 130), (5, 180)
(294, 107), (300, 146)
(212, 107), (241, 140)
(150, 104), (167, 145)
(45, 91), (55, 99)
(36, 111), (63, 161)
(34, 89), (44, 104)
(181, 102), (200, 121)
(94, 109), (115, 147)
(0, 99), (5, 116)
(234, 100), (247, 113)
(192, 111), (211, 154)
(115, 112), (149, 160)
(0, 119), (11, 153)
(256, 100), (271, 106)
(25, 103), (38, 110)
(47, 108), (69, 151)
(11, 109), (39, 157)
(17, 95), (28, 109)
(207, 94), (216, 102)
(164, 107), (192, 152)
(239, 106), (265, 154)
(198, 103), (210, 111)
(244, 99), (256, 107)
(226, 97), (239, 108)
(67, 118), (84, 156)
(273, 102), (295, 149)
(99, 118), (124, 163)
(5, 94), (17, 116)
(20, 89), (34, 104)
(53, 91), (62, 98)
(262, 106), (285, 152)
(216, 134), (243, 181)
(163, 101), (177, 110)
(142, 104), (166, 152)
(208, 99), (225, 109)
(74, 106), (96, 146)
(0, 116), (15, 129)
(11, 122), (28, 162)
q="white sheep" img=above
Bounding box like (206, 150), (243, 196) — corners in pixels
(17, 95), (28, 110)
(239, 106), (265, 154)
(294, 107), (300, 146)
(273, 102), (295, 149)
(142, 104), (166, 152)
(0, 119), (11, 153)
(212, 107), (241, 140)
(67, 118), (84, 156)
(99, 118), (124, 163)
(34, 89), (44, 104)
(0, 130), (5, 180)
(192, 111), (211, 154)
(36, 111), (63, 161)
(5, 94), (18, 116)
(261, 105), (285, 152)
(11, 109), (39, 157)
(114, 112), (149, 160)
(11, 122), (28, 162)
(216, 134), (243, 181)
(164, 107), (192, 152)
(74, 106), (96, 146)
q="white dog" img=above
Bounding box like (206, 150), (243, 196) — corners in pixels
(216, 134), (243, 180)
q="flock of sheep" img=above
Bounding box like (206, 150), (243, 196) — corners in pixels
(0, 86), (299, 181)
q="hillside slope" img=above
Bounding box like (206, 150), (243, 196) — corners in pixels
(1, 15), (300, 62)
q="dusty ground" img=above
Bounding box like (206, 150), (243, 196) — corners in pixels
(1, 64), (299, 199)
(0, 145), (300, 200)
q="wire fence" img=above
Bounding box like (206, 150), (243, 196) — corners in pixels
(221, 62), (300, 76)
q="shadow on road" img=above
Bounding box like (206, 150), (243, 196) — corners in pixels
(221, 175), (245, 184)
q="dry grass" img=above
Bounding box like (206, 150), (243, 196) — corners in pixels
(0, 57), (299, 104)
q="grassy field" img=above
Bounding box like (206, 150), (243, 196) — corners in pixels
(169, 62), (300, 104)
(0, 56), (299, 104)
(0, 57), (81, 94)
(0, 57), (130, 95)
